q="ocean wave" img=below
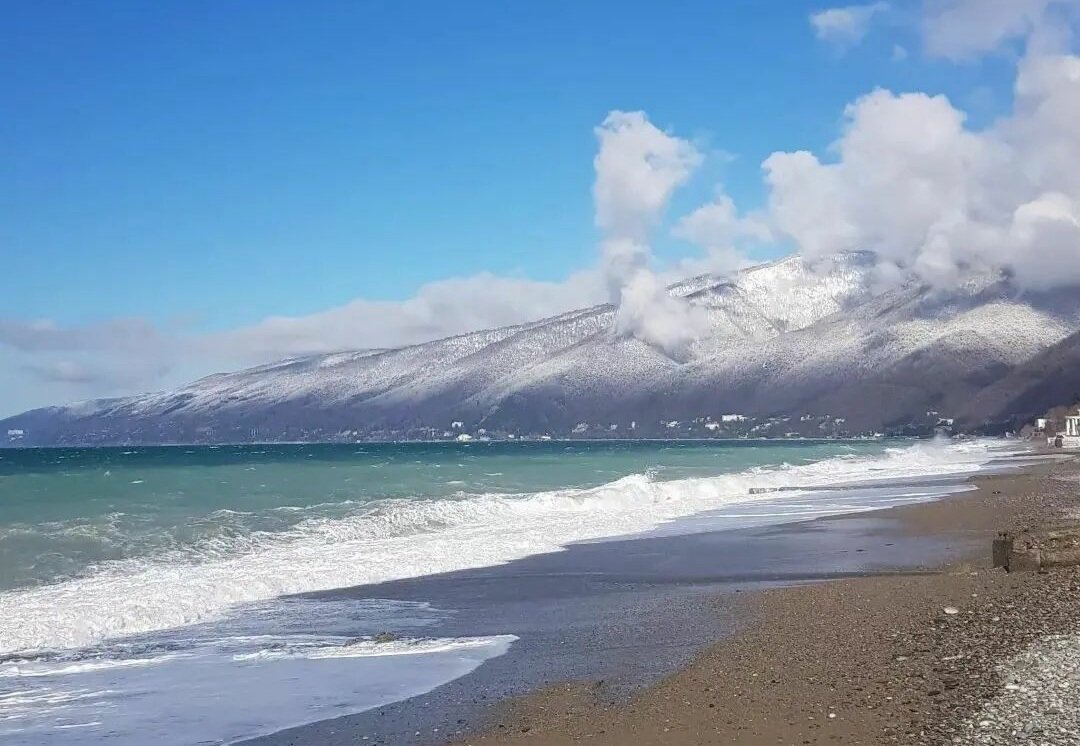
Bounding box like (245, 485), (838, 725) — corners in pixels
(0, 655), (185, 679)
(0, 630), (516, 746)
(0, 439), (1016, 655)
(231, 635), (517, 662)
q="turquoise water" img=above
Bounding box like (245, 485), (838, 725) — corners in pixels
(0, 440), (892, 593)
(0, 438), (1010, 746)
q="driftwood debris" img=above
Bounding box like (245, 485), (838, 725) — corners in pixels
(993, 529), (1080, 572)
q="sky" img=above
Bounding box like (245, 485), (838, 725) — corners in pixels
(3, 0), (1080, 416)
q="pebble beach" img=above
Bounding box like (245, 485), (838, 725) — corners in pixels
(454, 454), (1080, 745)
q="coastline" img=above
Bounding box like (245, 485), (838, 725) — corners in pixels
(450, 453), (1080, 745)
(237, 446), (1053, 746)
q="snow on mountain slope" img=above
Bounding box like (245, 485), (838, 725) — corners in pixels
(666, 277), (1080, 428)
(957, 328), (1080, 429)
(5, 253), (1078, 444)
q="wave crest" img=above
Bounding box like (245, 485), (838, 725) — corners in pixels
(0, 439), (1011, 654)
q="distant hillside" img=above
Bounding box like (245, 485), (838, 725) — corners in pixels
(959, 330), (1080, 432)
(4, 253), (1080, 446)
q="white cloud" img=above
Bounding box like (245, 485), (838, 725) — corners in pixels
(591, 111), (713, 353)
(810, 3), (889, 47)
(759, 47), (1080, 291)
(0, 271), (608, 414)
(1006, 191), (1080, 287)
(762, 148), (860, 259)
(24, 358), (171, 389)
(1, 272), (607, 373)
(668, 1), (1080, 295)
(208, 270), (606, 361)
(29, 360), (100, 385)
(923, 0), (1080, 60)
(593, 111), (701, 246)
(0, 317), (168, 354)
(673, 190), (773, 250)
(613, 270), (710, 357)
(0, 317), (182, 410)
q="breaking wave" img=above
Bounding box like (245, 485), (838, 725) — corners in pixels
(0, 439), (1014, 654)
(229, 635), (516, 662)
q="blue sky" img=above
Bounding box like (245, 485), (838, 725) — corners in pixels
(0, 0), (1066, 415)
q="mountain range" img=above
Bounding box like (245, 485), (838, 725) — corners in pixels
(5, 252), (1079, 446)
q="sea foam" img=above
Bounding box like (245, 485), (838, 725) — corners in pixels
(0, 439), (1013, 655)
(0, 632), (516, 746)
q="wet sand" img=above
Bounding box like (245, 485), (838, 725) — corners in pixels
(454, 454), (1080, 745)
(240, 456), (1058, 746)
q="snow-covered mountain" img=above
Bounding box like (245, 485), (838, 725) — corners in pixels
(6, 253), (1080, 445)
(957, 329), (1080, 428)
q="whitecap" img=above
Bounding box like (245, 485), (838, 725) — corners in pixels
(0, 439), (1019, 655)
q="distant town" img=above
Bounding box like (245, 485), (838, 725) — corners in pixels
(3, 410), (963, 448)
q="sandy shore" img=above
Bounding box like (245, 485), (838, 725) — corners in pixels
(454, 453), (1080, 745)
(245, 463), (980, 746)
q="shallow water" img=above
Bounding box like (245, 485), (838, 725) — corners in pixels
(0, 438), (1019, 744)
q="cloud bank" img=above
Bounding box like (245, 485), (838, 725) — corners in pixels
(208, 271), (606, 361)
(763, 50), (1080, 290)
(0, 271), (610, 413)
(922, 0), (1080, 59)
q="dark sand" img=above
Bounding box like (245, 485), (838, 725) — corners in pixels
(240, 454), (1079, 746)
(244, 503), (969, 745)
(453, 454), (1080, 745)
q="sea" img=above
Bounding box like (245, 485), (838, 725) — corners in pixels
(0, 438), (1018, 744)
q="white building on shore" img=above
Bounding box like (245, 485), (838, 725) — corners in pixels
(1049, 409), (1080, 448)
(1065, 410), (1080, 448)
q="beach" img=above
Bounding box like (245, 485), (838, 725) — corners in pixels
(228, 447), (1079, 746)
(441, 455), (1080, 745)
(3, 441), (1072, 745)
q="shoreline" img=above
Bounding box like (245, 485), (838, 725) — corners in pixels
(241, 448), (1036, 746)
(451, 452), (1080, 745)
(5, 438), (1016, 746)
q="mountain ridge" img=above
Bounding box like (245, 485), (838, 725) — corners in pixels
(5, 253), (1079, 446)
